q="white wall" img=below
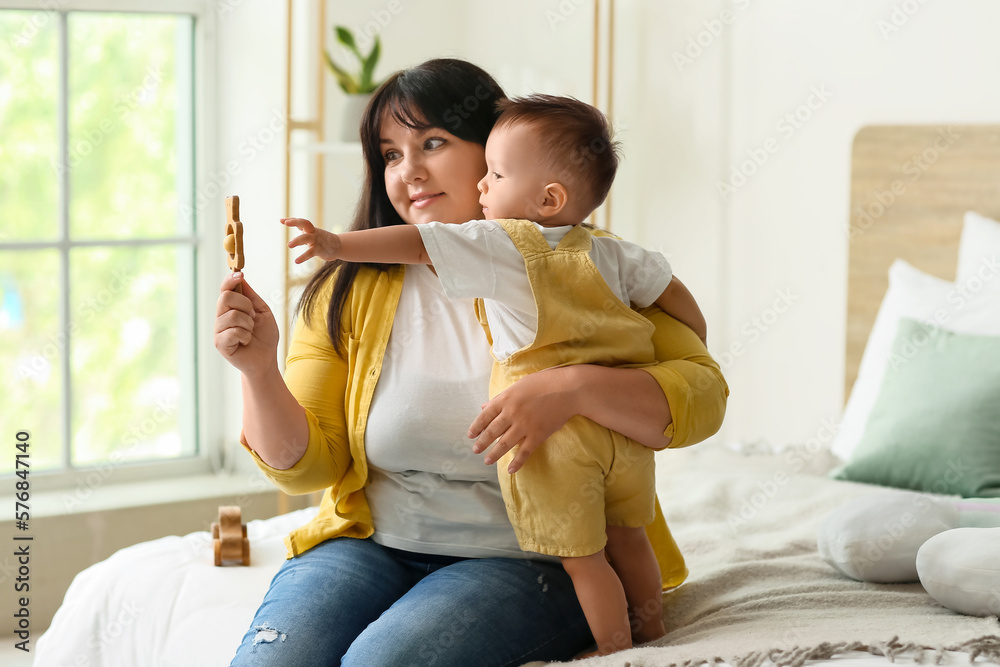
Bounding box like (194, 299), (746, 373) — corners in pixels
(610, 0), (1000, 448)
(462, 2), (594, 98)
(325, 1), (593, 106)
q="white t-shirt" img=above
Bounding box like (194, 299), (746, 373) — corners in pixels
(364, 264), (534, 559)
(417, 219), (673, 359)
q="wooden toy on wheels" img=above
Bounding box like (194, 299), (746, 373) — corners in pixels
(212, 505), (250, 566)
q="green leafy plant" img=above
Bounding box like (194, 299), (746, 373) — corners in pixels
(324, 26), (382, 95)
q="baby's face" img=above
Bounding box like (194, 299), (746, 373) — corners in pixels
(477, 123), (554, 220)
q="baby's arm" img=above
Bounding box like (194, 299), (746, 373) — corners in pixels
(654, 276), (707, 345)
(282, 218), (431, 265)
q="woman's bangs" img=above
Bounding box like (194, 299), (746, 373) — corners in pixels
(386, 95), (433, 132)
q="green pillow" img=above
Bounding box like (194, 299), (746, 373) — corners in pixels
(833, 318), (1000, 497)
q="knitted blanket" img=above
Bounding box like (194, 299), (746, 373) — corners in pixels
(528, 443), (1000, 667)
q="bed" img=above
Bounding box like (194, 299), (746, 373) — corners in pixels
(35, 125), (1000, 666)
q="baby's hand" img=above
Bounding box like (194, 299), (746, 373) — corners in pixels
(281, 218), (343, 264)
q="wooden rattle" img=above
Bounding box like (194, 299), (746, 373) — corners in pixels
(211, 505), (250, 566)
(224, 195), (244, 295)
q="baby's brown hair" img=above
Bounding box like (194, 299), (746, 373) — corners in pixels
(495, 94), (621, 216)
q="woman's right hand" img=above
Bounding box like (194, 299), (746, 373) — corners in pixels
(214, 272), (280, 377)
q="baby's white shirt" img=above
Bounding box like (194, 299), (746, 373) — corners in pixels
(417, 219), (673, 360)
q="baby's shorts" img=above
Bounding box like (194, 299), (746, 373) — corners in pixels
(497, 414), (656, 558)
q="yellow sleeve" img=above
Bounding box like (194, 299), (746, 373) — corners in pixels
(637, 303), (729, 448)
(241, 280), (353, 495)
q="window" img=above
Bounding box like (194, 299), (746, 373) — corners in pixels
(0, 4), (209, 488)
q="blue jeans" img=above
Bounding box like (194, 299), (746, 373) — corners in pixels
(230, 537), (593, 666)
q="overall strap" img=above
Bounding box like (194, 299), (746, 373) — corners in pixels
(496, 218), (562, 258)
(554, 224), (593, 253)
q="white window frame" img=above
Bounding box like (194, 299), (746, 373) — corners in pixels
(0, 0), (226, 496)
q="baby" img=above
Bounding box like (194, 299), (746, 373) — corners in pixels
(283, 94), (707, 655)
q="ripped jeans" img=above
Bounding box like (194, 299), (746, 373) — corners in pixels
(229, 536), (593, 667)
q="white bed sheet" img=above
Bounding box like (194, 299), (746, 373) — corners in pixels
(35, 506), (319, 667)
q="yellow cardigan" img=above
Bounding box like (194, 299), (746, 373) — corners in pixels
(241, 252), (728, 590)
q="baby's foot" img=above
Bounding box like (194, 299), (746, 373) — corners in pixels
(633, 619), (666, 645)
(630, 602), (667, 644)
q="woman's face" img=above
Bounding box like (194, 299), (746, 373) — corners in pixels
(380, 113), (488, 226)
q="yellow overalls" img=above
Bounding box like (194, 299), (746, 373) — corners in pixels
(476, 219), (660, 557)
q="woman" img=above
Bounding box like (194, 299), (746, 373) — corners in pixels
(216, 58), (727, 666)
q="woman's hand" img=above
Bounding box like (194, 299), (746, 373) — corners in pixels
(467, 367), (579, 474)
(468, 363), (676, 474)
(214, 272), (280, 378)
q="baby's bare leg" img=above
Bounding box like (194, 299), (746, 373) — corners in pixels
(560, 552), (631, 656)
(605, 525), (666, 643)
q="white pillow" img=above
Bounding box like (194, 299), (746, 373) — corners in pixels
(957, 211), (1000, 284)
(818, 491), (958, 583)
(917, 527), (1000, 617)
(831, 258), (1000, 462)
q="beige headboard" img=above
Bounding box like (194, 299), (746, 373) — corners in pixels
(846, 125), (1000, 401)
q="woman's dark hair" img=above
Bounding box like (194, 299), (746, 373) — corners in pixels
(295, 58), (506, 355)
